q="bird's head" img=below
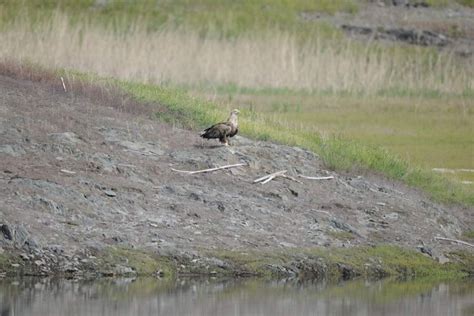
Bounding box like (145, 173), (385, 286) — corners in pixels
(230, 109), (240, 115)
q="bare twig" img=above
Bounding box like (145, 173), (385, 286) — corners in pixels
(434, 237), (474, 248)
(254, 170), (287, 184)
(171, 163), (246, 175)
(281, 174), (303, 184)
(60, 169), (76, 175)
(60, 76), (67, 92)
(299, 175), (334, 180)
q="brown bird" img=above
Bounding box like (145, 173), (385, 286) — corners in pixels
(200, 109), (240, 146)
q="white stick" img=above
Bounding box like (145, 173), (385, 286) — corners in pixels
(254, 170), (287, 183)
(281, 174), (303, 184)
(434, 237), (474, 248)
(261, 175), (276, 184)
(171, 163), (246, 175)
(60, 169), (76, 175)
(60, 77), (67, 92)
(299, 175), (334, 180)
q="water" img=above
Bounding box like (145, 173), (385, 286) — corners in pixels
(0, 277), (473, 316)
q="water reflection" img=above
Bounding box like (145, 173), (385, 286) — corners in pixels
(0, 277), (473, 316)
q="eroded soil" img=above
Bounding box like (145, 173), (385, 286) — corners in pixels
(0, 74), (472, 276)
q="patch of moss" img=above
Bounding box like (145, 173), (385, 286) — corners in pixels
(0, 252), (22, 275)
(0, 253), (12, 272)
(211, 245), (468, 281)
(211, 250), (291, 278)
(462, 230), (474, 240)
(305, 245), (468, 279)
(97, 247), (175, 277)
(456, 0), (474, 7)
(446, 251), (474, 276)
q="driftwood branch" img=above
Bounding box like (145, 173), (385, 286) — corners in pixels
(60, 169), (76, 175)
(171, 163), (246, 175)
(60, 77), (67, 92)
(434, 237), (474, 248)
(281, 174), (303, 184)
(299, 175), (334, 180)
(254, 170), (287, 184)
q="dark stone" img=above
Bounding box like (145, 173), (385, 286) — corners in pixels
(417, 245), (433, 257)
(337, 263), (359, 280)
(189, 193), (201, 201)
(1, 224), (13, 240)
(392, 0), (408, 6)
(214, 201), (225, 212)
(341, 25), (450, 47)
(330, 219), (360, 236)
(289, 188), (299, 197)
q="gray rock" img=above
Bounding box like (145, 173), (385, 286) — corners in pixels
(14, 225), (30, 247)
(330, 219), (359, 236)
(114, 265), (136, 275)
(0, 144), (26, 156)
(104, 190), (117, 197)
(119, 141), (164, 156)
(416, 245), (433, 257)
(49, 132), (82, 144)
(384, 212), (399, 221)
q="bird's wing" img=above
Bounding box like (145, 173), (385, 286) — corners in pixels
(201, 122), (232, 138)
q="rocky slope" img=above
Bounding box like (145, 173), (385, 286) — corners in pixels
(0, 73), (472, 277)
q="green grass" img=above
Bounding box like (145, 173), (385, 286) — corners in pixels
(211, 245), (469, 279)
(320, 245), (465, 278)
(0, 0), (354, 38)
(462, 230), (474, 239)
(97, 247), (175, 277)
(455, 0), (474, 7)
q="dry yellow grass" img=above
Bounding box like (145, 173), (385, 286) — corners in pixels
(1, 13), (472, 94)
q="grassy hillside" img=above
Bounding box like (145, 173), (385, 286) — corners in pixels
(0, 1), (473, 204)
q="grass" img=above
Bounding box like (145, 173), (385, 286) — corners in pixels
(0, 0), (356, 37)
(455, 0), (474, 7)
(462, 230), (474, 239)
(211, 245), (469, 279)
(97, 247), (175, 277)
(195, 88), (474, 183)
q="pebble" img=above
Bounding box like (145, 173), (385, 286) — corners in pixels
(384, 212), (399, 221)
(104, 190), (117, 197)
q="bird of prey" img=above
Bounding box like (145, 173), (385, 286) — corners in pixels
(200, 109), (240, 146)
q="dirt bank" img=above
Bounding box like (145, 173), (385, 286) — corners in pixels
(0, 72), (472, 278)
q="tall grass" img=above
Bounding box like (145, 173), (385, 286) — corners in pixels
(1, 12), (472, 95)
